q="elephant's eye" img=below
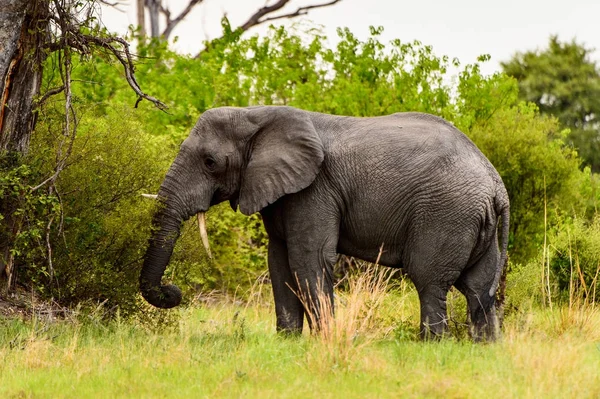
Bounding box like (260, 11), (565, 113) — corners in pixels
(204, 157), (216, 170)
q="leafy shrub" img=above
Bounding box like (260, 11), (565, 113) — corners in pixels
(23, 107), (173, 314)
(5, 23), (596, 314)
(0, 154), (59, 293)
(504, 259), (546, 314)
(467, 103), (586, 262)
(550, 215), (600, 303)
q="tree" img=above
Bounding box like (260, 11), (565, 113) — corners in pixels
(0, 0), (164, 292)
(137, 0), (342, 41)
(0, 0), (345, 295)
(0, 0), (48, 154)
(1, 0), (51, 290)
(501, 36), (600, 172)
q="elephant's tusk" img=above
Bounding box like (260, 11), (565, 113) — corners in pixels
(141, 193), (158, 199)
(197, 212), (212, 259)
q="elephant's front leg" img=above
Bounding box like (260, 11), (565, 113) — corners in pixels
(286, 228), (339, 332)
(267, 236), (305, 334)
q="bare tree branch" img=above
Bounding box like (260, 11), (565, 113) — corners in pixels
(31, 0), (78, 193)
(46, 1), (167, 111)
(78, 34), (168, 111)
(98, 0), (126, 12)
(161, 0), (203, 40)
(195, 0), (342, 58)
(30, 45), (78, 192)
(239, 0), (341, 32)
(35, 86), (65, 107)
(238, 0), (291, 32)
(98, 0), (125, 7)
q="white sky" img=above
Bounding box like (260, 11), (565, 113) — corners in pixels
(101, 0), (600, 76)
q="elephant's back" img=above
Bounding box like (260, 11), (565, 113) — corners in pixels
(321, 112), (503, 266)
(323, 111), (498, 187)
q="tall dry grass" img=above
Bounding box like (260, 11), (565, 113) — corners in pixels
(292, 257), (402, 368)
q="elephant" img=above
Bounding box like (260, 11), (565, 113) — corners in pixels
(139, 105), (509, 340)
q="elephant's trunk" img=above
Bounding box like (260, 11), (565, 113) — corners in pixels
(140, 200), (184, 309)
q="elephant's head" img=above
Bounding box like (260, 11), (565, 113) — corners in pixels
(140, 106), (325, 308)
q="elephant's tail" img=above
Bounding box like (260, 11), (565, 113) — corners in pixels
(489, 193), (510, 297)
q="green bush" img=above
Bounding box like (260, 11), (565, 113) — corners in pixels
(550, 215), (600, 303)
(4, 23), (597, 313)
(0, 154), (59, 293)
(467, 103), (586, 262)
(25, 107), (174, 314)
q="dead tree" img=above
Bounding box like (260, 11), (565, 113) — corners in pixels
(0, 0), (165, 293)
(138, 0), (342, 40)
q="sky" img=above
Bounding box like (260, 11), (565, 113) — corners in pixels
(101, 0), (600, 76)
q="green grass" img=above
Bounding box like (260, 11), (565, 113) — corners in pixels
(2, 274), (600, 398)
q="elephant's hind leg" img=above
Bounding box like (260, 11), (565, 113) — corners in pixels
(413, 274), (460, 339)
(455, 238), (501, 341)
(406, 231), (473, 340)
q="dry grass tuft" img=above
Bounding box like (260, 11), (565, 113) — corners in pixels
(296, 258), (398, 369)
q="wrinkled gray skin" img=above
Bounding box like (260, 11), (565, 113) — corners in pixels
(140, 106), (509, 340)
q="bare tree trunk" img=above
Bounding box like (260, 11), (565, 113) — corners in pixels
(0, 0), (48, 153)
(147, 0), (160, 38)
(136, 0), (146, 36)
(0, 0), (49, 292)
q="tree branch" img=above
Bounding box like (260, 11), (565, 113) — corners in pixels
(195, 0), (342, 58)
(77, 34), (168, 111)
(161, 0), (203, 40)
(239, 0), (291, 32)
(98, 0), (126, 12)
(46, 5), (167, 111)
(239, 0), (341, 32)
(35, 86), (65, 107)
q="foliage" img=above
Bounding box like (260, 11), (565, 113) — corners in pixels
(6, 22), (597, 311)
(549, 214), (600, 304)
(2, 297), (600, 398)
(455, 58), (520, 131)
(23, 106), (171, 314)
(206, 204), (269, 290)
(502, 36), (600, 172)
(0, 155), (60, 292)
(467, 103), (586, 261)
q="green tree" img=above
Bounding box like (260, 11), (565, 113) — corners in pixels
(6, 22), (596, 311)
(501, 36), (600, 172)
(0, 0), (166, 293)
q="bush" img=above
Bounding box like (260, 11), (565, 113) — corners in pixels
(23, 107), (173, 315)
(4, 23), (597, 314)
(467, 103), (586, 262)
(0, 154), (59, 293)
(550, 215), (600, 303)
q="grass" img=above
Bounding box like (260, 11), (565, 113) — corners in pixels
(2, 268), (600, 398)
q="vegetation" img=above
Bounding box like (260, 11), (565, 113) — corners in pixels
(1, 21), (599, 313)
(2, 267), (600, 398)
(502, 36), (600, 172)
(2, 6), (600, 396)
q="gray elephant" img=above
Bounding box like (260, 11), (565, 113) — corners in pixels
(140, 106), (509, 340)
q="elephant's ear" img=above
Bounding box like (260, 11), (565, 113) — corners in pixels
(238, 106), (324, 215)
